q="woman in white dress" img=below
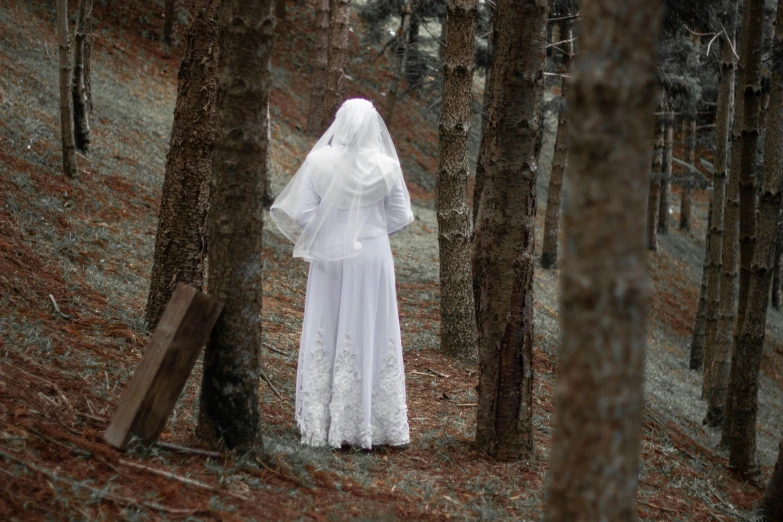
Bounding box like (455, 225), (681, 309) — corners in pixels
(270, 98), (414, 449)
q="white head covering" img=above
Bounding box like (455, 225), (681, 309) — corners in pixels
(270, 98), (413, 262)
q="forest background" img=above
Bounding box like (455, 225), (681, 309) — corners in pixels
(0, 0), (782, 519)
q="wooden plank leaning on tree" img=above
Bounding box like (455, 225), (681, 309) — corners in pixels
(104, 283), (223, 449)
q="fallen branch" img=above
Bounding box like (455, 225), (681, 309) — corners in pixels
(48, 294), (72, 320)
(410, 370), (437, 378)
(259, 368), (289, 404)
(263, 342), (290, 356)
(119, 458), (248, 499)
(156, 441), (221, 458)
(0, 448), (201, 515)
(638, 499), (681, 514)
(455, 403), (478, 407)
(427, 368), (450, 378)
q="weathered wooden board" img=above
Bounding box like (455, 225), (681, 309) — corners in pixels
(104, 283), (223, 449)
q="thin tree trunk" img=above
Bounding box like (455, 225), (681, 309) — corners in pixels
(729, 0), (783, 477)
(276, 0), (286, 23)
(723, 0), (764, 449)
(680, 119), (696, 230)
(647, 113), (665, 251)
(197, 0), (274, 450)
(163, 0), (176, 47)
(540, 21), (573, 270)
(472, 0), (547, 461)
(72, 0), (92, 153)
(145, 0), (220, 331)
(306, 0), (330, 136)
(321, 0), (351, 132)
(704, 5), (739, 425)
(384, 0), (412, 127)
(57, 0), (78, 178)
(657, 115), (673, 235)
(544, 0), (662, 518)
(691, 212), (711, 370)
(759, 439), (783, 521)
(436, 0), (478, 360)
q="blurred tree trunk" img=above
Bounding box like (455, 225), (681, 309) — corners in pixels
(276, 0), (286, 23)
(384, 0), (412, 127)
(771, 211), (783, 309)
(759, 439), (783, 521)
(197, 0), (274, 450)
(57, 0), (78, 178)
(472, 0), (547, 461)
(436, 0), (478, 360)
(72, 0), (92, 153)
(679, 119), (696, 231)
(145, 0), (220, 331)
(703, 2), (738, 425)
(306, 0), (330, 136)
(657, 115), (673, 235)
(163, 0), (176, 47)
(405, 14), (421, 88)
(729, 0), (783, 477)
(321, 0), (351, 131)
(540, 20), (573, 270)
(544, 0), (661, 518)
(722, 0), (763, 449)
(647, 113), (664, 251)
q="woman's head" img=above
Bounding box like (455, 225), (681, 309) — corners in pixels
(331, 99), (380, 150)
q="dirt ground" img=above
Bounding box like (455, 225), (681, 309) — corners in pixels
(0, 0), (781, 520)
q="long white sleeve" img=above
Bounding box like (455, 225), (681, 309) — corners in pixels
(295, 169), (321, 229)
(384, 176), (413, 234)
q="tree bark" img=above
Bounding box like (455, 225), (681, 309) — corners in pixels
(657, 116), (673, 235)
(57, 0), (78, 178)
(647, 114), (665, 252)
(436, 0), (478, 360)
(275, 0), (286, 23)
(384, 0), (412, 127)
(306, 0), (330, 136)
(544, 0), (661, 518)
(771, 209), (783, 310)
(472, 0), (547, 461)
(540, 21), (573, 270)
(72, 0), (92, 153)
(729, 0), (783, 477)
(679, 119), (696, 231)
(145, 0), (220, 331)
(321, 0), (351, 132)
(759, 439), (783, 521)
(197, 0), (274, 450)
(472, 24), (493, 227)
(704, 4), (739, 426)
(163, 0), (176, 47)
(723, 0), (764, 449)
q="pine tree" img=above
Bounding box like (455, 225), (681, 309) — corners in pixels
(146, 0), (221, 331)
(759, 439), (783, 521)
(657, 114), (673, 235)
(162, 0), (176, 47)
(647, 112), (665, 252)
(56, 0), (78, 177)
(306, 0), (330, 135)
(544, 0), (662, 517)
(473, 0), (547, 460)
(384, 0), (412, 126)
(197, 0), (274, 449)
(321, 0), (352, 131)
(72, 0), (92, 152)
(436, 0), (478, 359)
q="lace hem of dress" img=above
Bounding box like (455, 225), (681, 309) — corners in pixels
(297, 332), (410, 449)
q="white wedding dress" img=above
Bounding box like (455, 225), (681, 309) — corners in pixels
(293, 168), (413, 449)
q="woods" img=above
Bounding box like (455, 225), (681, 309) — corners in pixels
(3, 0), (783, 517)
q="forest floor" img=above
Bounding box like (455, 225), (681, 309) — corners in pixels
(0, 0), (782, 520)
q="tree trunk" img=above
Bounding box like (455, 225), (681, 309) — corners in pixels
(275, 0), (286, 23)
(679, 119), (696, 231)
(703, 4), (739, 426)
(771, 209), (783, 309)
(72, 0), (92, 153)
(472, 0), (547, 461)
(691, 212), (711, 371)
(197, 0), (274, 450)
(723, 0), (764, 449)
(321, 0), (351, 132)
(436, 0), (478, 360)
(657, 116), (673, 235)
(163, 0), (176, 47)
(544, 0), (661, 518)
(57, 0), (78, 178)
(384, 0), (412, 127)
(759, 439), (783, 521)
(145, 0), (220, 331)
(647, 113), (665, 252)
(472, 24), (493, 227)
(729, 0), (783, 477)
(306, 0), (330, 136)
(540, 21), (573, 270)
